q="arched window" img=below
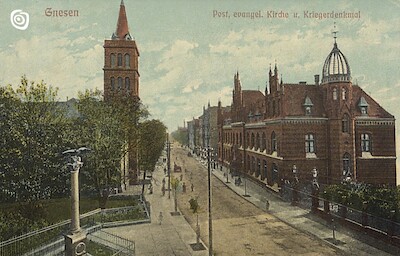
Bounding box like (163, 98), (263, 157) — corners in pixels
(110, 77), (115, 91)
(342, 88), (346, 100)
(251, 133), (255, 148)
(125, 54), (130, 68)
(361, 133), (371, 152)
(256, 133), (260, 150)
(117, 53), (122, 66)
(257, 159), (261, 177)
(333, 88), (338, 100)
(271, 132), (277, 152)
(110, 54), (116, 67)
(305, 134), (315, 153)
(343, 153), (351, 177)
(117, 77), (122, 90)
(342, 114), (350, 133)
(239, 133), (242, 146)
(125, 77), (130, 90)
(261, 133), (266, 151)
(263, 160), (267, 180)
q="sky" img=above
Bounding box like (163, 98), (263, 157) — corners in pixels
(1, 0), (399, 178)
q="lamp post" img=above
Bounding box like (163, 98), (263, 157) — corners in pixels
(62, 147), (90, 256)
(311, 167), (319, 212)
(291, 164), (299, 205)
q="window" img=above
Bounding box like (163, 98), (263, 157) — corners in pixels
(343, 153), (351, 177)
(256, 133), (260, 150)
(118, 77), (122, 90)
(251, 133), (255, 148)
(263, 160), (267, 180)
(261, 133), (266, 151)
(110, 77), (115, 91)
(361, 133), (370, 152)
(125, 54), (130, 68)
(305, 134), (315, 153)
(271, 132), (277, 152)
(125, 77), (130, 90)
(342, 114), (350, 133)
(342, 88), (346, 100)
(333, 88), (337, 100)
(117, 53), (122, 66)
(111, 54), (116, 67)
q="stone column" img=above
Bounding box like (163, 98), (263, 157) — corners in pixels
(70, 169), (81, 233)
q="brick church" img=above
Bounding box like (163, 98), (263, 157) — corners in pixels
(218, 36), (396, 186)
(103, 0), (141, 183)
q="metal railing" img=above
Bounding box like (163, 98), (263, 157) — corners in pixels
(0, 197), (147, 256)
(87, 229), (135, 256)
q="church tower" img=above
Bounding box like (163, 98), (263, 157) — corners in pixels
(104, 0), (140, 101)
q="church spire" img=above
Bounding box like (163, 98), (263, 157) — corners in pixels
(114, 0), (131, 40)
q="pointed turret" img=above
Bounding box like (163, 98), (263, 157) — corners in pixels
(114, 0), (131, 40)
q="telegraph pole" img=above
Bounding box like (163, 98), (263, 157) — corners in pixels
(207, 144), (213, 256)
(167, 134), (171, 199)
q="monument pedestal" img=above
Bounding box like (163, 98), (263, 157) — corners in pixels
(65, 231), (87, 256)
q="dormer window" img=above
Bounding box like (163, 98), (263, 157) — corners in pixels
(358, 96), (369, 116)
(303, 96), (313, 116)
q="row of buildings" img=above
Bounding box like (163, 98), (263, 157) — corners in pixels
(187, 36), (396, 187)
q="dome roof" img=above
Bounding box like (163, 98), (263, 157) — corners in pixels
(322, 42), (351, 84)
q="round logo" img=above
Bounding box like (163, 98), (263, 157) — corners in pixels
(10, 9), (30, 30)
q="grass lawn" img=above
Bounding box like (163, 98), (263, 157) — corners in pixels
(0, 196), (139, 225)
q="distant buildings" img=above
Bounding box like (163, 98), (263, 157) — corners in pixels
(215, 37), (396, 186)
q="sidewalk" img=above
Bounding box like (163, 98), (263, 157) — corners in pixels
(211, 163), (399, 256)
(105, 163), (208, 256)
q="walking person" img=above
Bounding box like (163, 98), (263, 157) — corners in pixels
(191, 183), (194, 192)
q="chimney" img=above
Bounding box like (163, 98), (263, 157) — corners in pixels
(314, 74), (320, 85)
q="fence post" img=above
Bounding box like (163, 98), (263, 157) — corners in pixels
(361, 201), (368, 226)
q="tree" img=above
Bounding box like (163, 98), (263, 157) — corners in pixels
(138, 119), (166, 194)
(74, 89), (148, 207)
(171, 176), (180, 214)
(0, 76), (70, 205)
(189, 197), (201, 245)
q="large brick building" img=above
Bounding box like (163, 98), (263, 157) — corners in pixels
(103, 0), (140, 183)
(103, 0), (140, 101)
(218, 38), (396, 186)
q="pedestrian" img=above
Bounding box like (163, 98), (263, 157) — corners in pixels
(158, 211), (163, 225)
(162, 184), (165, 196)
(162, 177), (166, 186)
(182, 182), (186, 193)
(191, 183), (194, 192)
(180, 174), (183, 181)
(164, 167), (167, 175)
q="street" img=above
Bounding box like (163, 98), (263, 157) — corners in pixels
(169, 142), (342, 256)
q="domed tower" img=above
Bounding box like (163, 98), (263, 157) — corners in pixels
(321, 30), (355, 184)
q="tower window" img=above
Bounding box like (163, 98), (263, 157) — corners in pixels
(111, 54), (116, 67)
(333, 88), (337, 100)
(117, 77), (122, 90)
(110, 77), (115, 91)
(361, 133), (371, 152)
(117, 53), (122, 66)
(342, 88), (346, 100)
(342, 114), (350, 133)
(125, 54), (130, 68)
(305, 134), (315, 153)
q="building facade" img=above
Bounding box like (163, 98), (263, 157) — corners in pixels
(218, 38), (396, 186)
